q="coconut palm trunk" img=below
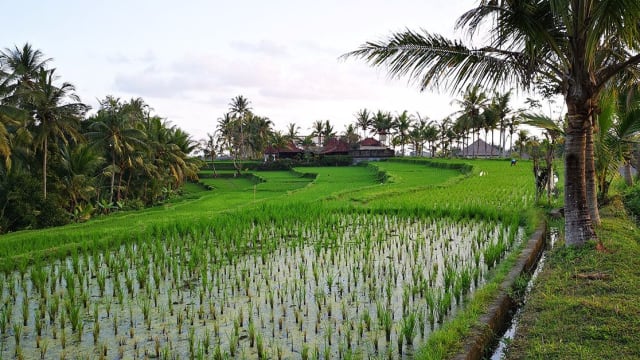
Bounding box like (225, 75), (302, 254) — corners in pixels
(585, 125), (600, 226)
(564, 111), (595, 246)
(623, 161), (634, 186)
(42, 136), (48, 199)
(109, 150), (116, 204)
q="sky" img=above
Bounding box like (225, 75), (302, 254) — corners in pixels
(2, 0), (557, 141)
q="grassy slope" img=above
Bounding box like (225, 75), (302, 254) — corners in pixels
(0, 170), (316, 267)
(505, 200), (640, 359)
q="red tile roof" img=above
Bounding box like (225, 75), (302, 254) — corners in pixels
(321, 137), (351, 154)
(264, 141), (303, 154)
(359, 137), (383, 147)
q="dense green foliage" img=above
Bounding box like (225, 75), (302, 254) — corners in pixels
(0, 44), (201, 233)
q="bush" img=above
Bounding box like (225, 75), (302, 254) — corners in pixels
(0, 173), (69, 232)
(37, 196), (70, 228)
(622, 184), (640, 219)
(122, 199), (146, 211)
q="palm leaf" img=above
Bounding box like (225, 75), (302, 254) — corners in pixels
(342, 29), (526, 93)
(521, 113), (564, 137)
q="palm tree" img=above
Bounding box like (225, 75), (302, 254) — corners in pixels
(355, 109), (372, 138)
(311, 120), (325, 146)
(488, 91), (514, 156)
(453, 114), (471, 155)
(342, 123), (360, 148)
(0, 43), (50, 171)
(269, 130), (288, 160)
(344, 0), (640, 246)
(85, 96), (146, 204)
(58, 143), (104, 214)
(371, 110), (393, 146)
(438, 117), (453, 158)
(522, 114), (564, 204)
(507, 116), (519, 155)
(409, 115), (428, 156)
(246, 114), (273, 158)
(0, 82), (18, 169)
(515, 130), (529, 158)
(453, 85), (488, 156)
(27, 68), (88, 199)
(201, 132), (217, 176)
(0, 43), (51, 93)
(300, 135), (315, 151)
(424, 122), (440, 157)
(394, 110), (413, 156)
(321, 120), (335, 144)
(285, 122), (300, 143)
(594, 87), (640, 198)
(228, 95), (252, 158)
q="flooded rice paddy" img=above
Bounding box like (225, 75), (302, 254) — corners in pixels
(0, 214), (522, 359)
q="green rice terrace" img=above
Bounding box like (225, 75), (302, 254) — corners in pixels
(0, 159), (541, 359)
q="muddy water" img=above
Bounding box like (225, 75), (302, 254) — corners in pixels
(0, 215), (523, 359)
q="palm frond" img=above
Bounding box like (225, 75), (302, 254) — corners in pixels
(342, 29), (527, 94)
(521, 113), (565, 136)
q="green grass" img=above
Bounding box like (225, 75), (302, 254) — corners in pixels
(505, 199), (640, 359)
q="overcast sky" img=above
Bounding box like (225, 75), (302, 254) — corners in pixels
(3, 1), (555, 141)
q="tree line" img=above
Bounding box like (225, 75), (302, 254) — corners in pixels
(209, 89), (535, 167)
(0, 44), (201, 233)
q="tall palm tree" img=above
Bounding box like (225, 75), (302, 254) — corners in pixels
(146, 116), (201, 190)
(247, 115), (273, 158)
(228, 95), (252, 158)
(0, 43), (50, 170)
(216, 112), (245, 175)
(355, 108), (372, 138)
(453, 85), (488, 156)
(371, 110), (393, 146)
(0, 43), (51, 93)
(453, 114), (471, 155)
(344, 0), (640, 246)
(515, 130), (529, 158)
(424, 122), (440, 157)
(27, 68), (88, 199)
(85, 96), (146, 204)
(201, 132), (218, 176)
(438, 117), (453, 157)
(394, 110), (413, 156)
(507, 116), (519, 155)
(0, 81), (18, 169)
(285, 122), (300, 143)
(311, 120), (325, 146)
(488, 91), (514, 156)
(409, 115), (428, 156)
(321, 120), (335, 144)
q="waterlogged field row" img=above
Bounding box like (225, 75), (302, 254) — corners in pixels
(0, 213), (522, 359)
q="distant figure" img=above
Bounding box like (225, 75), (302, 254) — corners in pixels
(511, 159), (517, 166)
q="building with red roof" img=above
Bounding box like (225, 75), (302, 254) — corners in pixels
(264, 141), (303, 160)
